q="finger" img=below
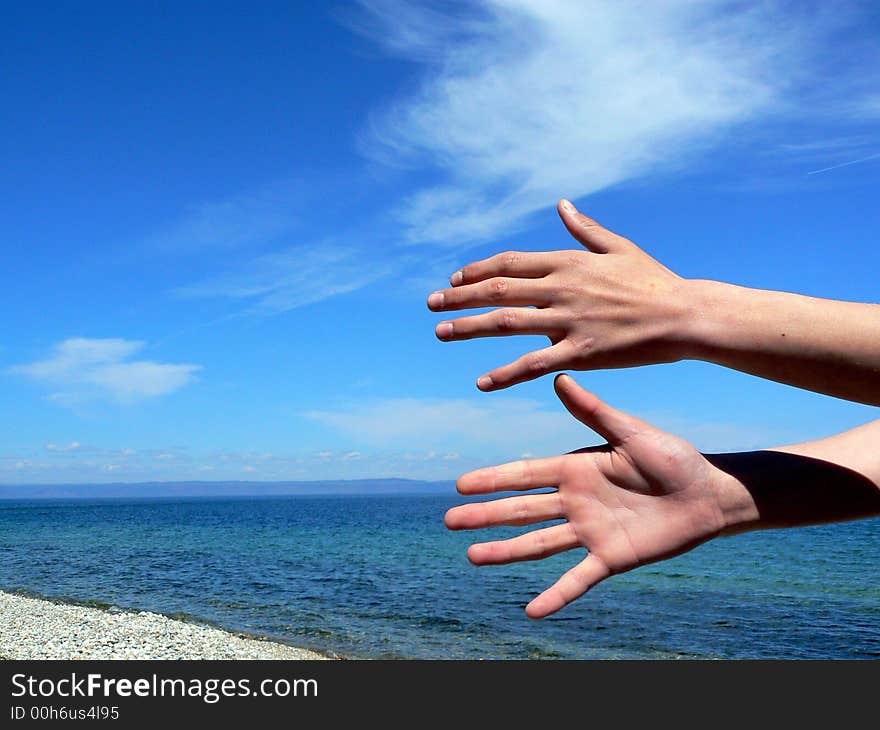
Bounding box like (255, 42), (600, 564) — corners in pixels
(457, 456), (567, 495)
(467, 523), (578, 565)
(427, 277), (552, 312)
(477, 341), (573, 391)
(435, 308), (562, 341)
(450, 251), (557, 286)
(525, 553), (611, 619)
(553, 373), (639, 445)
(557, 199), (630, 254)
(445, 493), (563, 530)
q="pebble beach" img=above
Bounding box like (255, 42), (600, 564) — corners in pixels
(0, 591), (329, 660)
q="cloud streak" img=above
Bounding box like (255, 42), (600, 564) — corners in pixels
(306, 395), (799, 460)
(9, 338), (201, 405)
(147, 177), (393, 315)
(177, 243), (388, 314)
(807, 152), (880, 175)
(143, 181), (305, 253)
(306, 396), (586, 456)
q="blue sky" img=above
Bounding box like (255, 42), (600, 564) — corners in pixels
(1, 0), (878, 483)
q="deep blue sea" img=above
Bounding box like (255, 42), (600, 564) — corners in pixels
(0, 493), (878, 659)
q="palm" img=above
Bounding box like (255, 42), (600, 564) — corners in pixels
(446, 375), (726, 618)
(563, 431), (723, 576)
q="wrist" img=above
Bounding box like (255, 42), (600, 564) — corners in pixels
(652, 276), (714, 362)
(705, 460), (762, 536)
(677, 278), (743, 363)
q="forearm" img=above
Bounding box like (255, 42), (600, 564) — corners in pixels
(706, 420), (880, 535)
(683, 280), (880, 405)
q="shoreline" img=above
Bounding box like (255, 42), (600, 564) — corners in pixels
(0, 590), (333, 660)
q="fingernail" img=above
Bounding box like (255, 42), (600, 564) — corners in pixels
(561, 198), (575, 213)
(428, 291), (444, 309)
(435, 322), (453, 339)
(477, 375), (494, 390)
(450, 270), (463, 286)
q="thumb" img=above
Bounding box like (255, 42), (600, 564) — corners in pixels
(554, 374), (638, 445)
(557, 199), (629, 254)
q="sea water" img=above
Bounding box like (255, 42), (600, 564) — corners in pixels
(0, 494), (877, 658)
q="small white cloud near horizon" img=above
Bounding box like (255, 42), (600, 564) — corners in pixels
(0, 412), (806, 485)
(9, 338), (201, 405)
(45, 441), (81, 452)
(357, 0), (868, 245)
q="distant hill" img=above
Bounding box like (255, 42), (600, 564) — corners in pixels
(0, 478), (455, 500)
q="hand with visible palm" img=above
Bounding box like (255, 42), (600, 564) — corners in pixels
(445, 374), (753, 618)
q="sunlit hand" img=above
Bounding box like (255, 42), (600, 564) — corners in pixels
(428, 199), (691, 391)
(445, 375), (748, 618)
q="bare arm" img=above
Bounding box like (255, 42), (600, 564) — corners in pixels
(446, 375), (880, 618)
(428, 199), (880, 405)
(710, 418), (880, 534)
(686, 280), (880, 405)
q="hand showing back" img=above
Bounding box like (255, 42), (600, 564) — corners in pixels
(429, 200), (692, 391)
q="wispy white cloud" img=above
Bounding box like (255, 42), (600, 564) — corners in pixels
(640, 413), (800, 455)
(143, 181), (305, 252)
(852, 93), (880, 119)
(777, 137), (874, 157)
(142, 176), (396, 317)
(9, 338), (201, 405)
(177, 243), (388, 314)
(769, 135), (880, 177)
(307, 396), (602, 456)
(357, 0), (874, 244)
(306, 395), (800, 458)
